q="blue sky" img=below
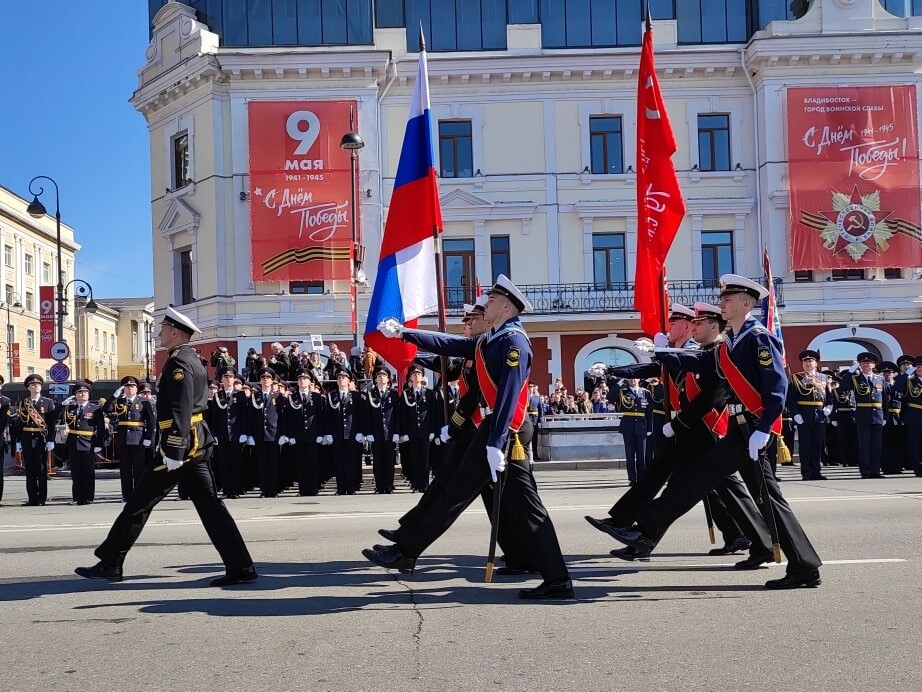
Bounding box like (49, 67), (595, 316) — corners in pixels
(0, 1), (153, 298)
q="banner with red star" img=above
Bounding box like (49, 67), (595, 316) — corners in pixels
(787, 85), (921, 270)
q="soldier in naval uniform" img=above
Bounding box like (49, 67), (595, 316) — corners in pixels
(283, 369), (325, 496)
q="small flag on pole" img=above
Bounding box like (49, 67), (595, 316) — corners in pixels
(761, 247), (786, 365)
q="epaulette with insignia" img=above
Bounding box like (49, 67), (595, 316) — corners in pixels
(506, 347), (520, 367)
(757, 346), (773, 366)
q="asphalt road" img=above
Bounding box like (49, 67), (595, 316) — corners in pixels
(1, 464), (920, 691)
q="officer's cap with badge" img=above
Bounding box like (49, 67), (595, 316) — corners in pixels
(217, 366), (237, 379)
(896, 354), (915, 368)
(138, 381), (153, 394)
(879, 361), (897, 373)
(691, 302), (722, 322)
(719, 274), (769, 301)
(406, 363), (425, 377)
(121, 376), (140, 387)
(373, 366), (391, 381)
(669, 303), (696, 321)
(799, 349), (820, 362)
(161, 306), (201, 335)
(256, 367), (277, 381)
(857, 352), (879, 364)
(24, 373), (44, 386)
(295, 368), (320, 385)
(913, 355), (922, 368)
(334, 367), (355, 382)
(488, 274), (533, 313)
(73, 381), (91, 394)
(462, 295), (489, 322)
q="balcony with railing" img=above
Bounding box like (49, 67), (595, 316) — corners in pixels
(440, 278), (783, 316)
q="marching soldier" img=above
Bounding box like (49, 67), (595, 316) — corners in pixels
(399, 364), (437, 492)
(894, 356), (922, 477)
(246, 367), (285, 497)
(0, 376), (11, 505)
(12, 374), (56, 506)
(613, 378), (653, 485)
(837, 352), (886, 478)
(879, 361), (906, 475)
(787, 350), (833, 480)
(209, 367), (248, 498)
(365, 367), (400, 494)
(323, 369), (364, 494)
(283, 369), (325, 496)
(364, 275), (573, 599)
(75, 306), (256, 586)
(106, 375), (156, 501)
(57, 381), (106, 505)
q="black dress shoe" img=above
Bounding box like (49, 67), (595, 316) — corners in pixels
(518, 578), (574, 600)
(584, 515), (627, 540)
(495, 565), (539, 576)
(75, 561), (123, 582)
(609, 526), (656, 556)
(362, 545), (416, 574)
(609, 546), (650, 562)
(765, 569), (821, 589)
(710, 536), (752, 555)
(22, 501), (39, 506)
(378, 528), (397, 542)
(210, 565), (258, 587)
(734, 553), (773, 570)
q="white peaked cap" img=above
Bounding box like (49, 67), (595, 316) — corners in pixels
(162, 306), (201, 335)
(488, 274), (533, 313)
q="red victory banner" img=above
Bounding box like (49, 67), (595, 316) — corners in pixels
(39, 285), (55, 359)
(634, 12), (686, 337)
(11, 342), (20, 378)
(248, 100), (358, 282)
(787, 85), (922, 270)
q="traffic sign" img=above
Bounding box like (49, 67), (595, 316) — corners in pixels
(50, 362), (71, 383)
(50, 341), (70, 361)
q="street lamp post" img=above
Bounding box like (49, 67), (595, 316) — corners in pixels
(26, 176), (65, 343)
(340, 108), (365, 348)
(2, 293), (23, 381)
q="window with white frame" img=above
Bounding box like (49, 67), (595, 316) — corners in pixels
(25, 291), (34, 312)
(3, 245), (11, 268)
(24, 253), (33, 275)
(42, 261), (51, 283)
(94, 328), (100, 348)
(26, 329), (35, 350)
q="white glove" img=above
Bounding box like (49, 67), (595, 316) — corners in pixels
(355, 433), (365, 443)
(247, 436), (256, 446)
(93, 447), (102, 453)
(365, 435), (375, 443)
(433, 437), (441, 446)
(662, 422), (675, 438)
(822, 405), (833, 417)
(400, 435), (409, 443)
(882, 420), (887, 427)
(392, 434), (400, 444)
(316, 436), (324, 444)
(653, 332), (669, 348)
(831, 420), (838, 427)
(849, 361), (860, 373)
(486, 445), (506, 482)
(164, 456), (183, 471)
(288, 437), (297, 445)
(440, 425), (451, 443)
(747, 430), (771, 461)
(278, 435), (289, 446)
(646, 431), (652, 437)
(793, 414), (804, 425)
(238, 434), (248, 444)
(428, 433), (435, 442)
(633, 337), (655, 353)
(324, 435), (333, 445)
(143, 439), (152, 447)
(378, 318), (403, 339)
(45, 441), (55, 451)
(15, 443), (22, 452)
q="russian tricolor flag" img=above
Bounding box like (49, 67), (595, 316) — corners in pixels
(364, 40), (443, 372)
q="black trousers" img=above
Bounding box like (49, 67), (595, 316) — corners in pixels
(881, 424), (906, 474)
(905, 417), (922, 475)
(118, 445), (148, 501)
(332, 440), (358, 494)
(636, 419), (822, 575)
(405, 436), (431, 491)
(215, 442), (243, 497)
(708, 489), (743, 545)
(23, 440), (48, 504)
(371, 440), (396, 493)
(255, 441), (279, 497)
(609, 426), (770, 555)
(622, 432), (647, 484)
(95, 448), (253, 573)
(797, 420), (826, 479)
(836, 417), (858, 466)
(294, 440), (321, 495)
(393, 419), (568, 582)
(69, 448), (96, 503)
(856, 423), (883, 477)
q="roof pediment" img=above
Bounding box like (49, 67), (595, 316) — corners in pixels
(157, 197), (200, 240)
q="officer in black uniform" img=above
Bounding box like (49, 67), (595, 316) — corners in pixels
(13, 374), (56, 506)
(283, 369), (324, 495)
(613, 378), (653, 484)
(323, 369), (364, 494)
(399, 364), (436, 492)
(894, 356), (922, 476)
(75, 307), (256, 585)
(0, 375), (11, 505)
(837, 352), (886, 478)
(830, 370), (857, 466)
(610, 275), (822, 589)
(787, 350), (833, 480)
(246, 367), (285, 497)
(107, 375), (156, 501)
(879, 361), (905, 474)
(209, 367), (248, 498)
(365, 367), (400, 494)
(363, 275), (572, 599)
(57, 381), (105, 505)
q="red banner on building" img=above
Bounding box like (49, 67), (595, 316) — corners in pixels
(248, 100), (358, 282)
(11, 342), (20, 378)
(787, 85), (922, 270)
(39, 285), (54, 359)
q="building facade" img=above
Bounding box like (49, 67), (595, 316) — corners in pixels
(138, 0), (922, 389)
(73, 298), (157, 382)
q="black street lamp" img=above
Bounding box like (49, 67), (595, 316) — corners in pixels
(26, 176), (65, 343)
(340, 108), (365, 348)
